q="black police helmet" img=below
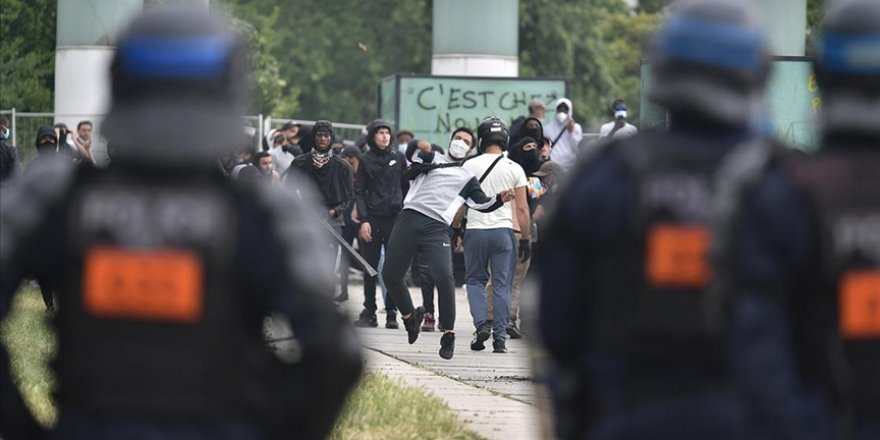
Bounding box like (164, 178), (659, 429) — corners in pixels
(477, 117), (510, 152)
(648, 0), (770, 127)
(814, 0), (880, 138)
(103, 4), (249, 168)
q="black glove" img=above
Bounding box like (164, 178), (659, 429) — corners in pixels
(518, 239), (531, 262)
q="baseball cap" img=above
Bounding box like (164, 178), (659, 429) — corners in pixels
(533, 161), (564, 178)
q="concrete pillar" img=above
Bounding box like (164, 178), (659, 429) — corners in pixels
(431, 0), (519, 77)
(54, 0), (210, 165)
(746, 0), (808, 56)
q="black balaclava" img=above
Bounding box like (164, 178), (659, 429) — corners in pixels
(35, 125), (58, 156)
(508, 136), (542, 176)
(522, 117), (544, 146)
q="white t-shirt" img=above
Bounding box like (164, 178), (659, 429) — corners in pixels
(462, 153), (528, 230)
(599, 120), (638, 139)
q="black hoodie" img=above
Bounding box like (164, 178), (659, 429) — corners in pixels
(354, 119), (408, 221)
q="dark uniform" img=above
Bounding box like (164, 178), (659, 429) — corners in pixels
(712, 2), (880, 439)
(537, 2), (772, 439)
(0, 5), (361, 440)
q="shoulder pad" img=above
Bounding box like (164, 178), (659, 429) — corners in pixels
(250, 175), (336, 299)
(1, 156), (79, 271)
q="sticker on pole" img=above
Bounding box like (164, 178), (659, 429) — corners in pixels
(645, 223), (711, 289)
(83, 247), (204, 323)
(839, 270), (880, 340)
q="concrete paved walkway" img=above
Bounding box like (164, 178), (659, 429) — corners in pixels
(342, 281), (549, 440)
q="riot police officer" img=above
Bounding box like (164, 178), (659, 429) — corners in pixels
(711, 1), (880, 439)
(537, 1), (773, 438)
(0, 4), (361, 439)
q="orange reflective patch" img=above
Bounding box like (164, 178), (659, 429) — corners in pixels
(83, 247), (204, 323)
(839, 270), (880, 340)
(645, 224), (711, 289)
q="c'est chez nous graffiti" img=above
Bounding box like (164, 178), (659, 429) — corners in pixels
(409, 83), (560, 133)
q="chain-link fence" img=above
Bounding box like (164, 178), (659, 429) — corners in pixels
(1, 110), (367, 167)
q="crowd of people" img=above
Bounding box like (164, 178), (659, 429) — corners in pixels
(1, 0), (878, 439)
(211, 107), (570, 359)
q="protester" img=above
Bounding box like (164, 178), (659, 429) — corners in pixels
(74, 120), (94, 162)
(382, 126), (514, 360)
(510, 98), (546, 145)
(286, 120), (354, 229)
(711, 2), (880, 439)
(598, 99), (637, 139)
(539, 1), (774, 438)
(487, 134), (543, 339)
(545, 98), (584, 171)
(252, 151), (280, 184)
(353, 119), (407, 329)
(396, 129), (414, 154)
(0, 114), (16, 186)
(0, 5), (361, 439)
(462, 117), (531, 353)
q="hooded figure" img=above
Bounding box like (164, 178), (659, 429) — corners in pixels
(545, 98), (584, 171)
(35, 126), (59, 156)
(507, 136), (543, 177)
(508, 117), (545, 176)
(287, 120), (353, 226)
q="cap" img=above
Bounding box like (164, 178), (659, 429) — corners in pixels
(533, 161), (564, 178)
(281, 121), (298, 131)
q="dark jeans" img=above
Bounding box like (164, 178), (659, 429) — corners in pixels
(359, 215), (397, 313)
(411, 251), (436, 313)
(383, 210), (456, 331)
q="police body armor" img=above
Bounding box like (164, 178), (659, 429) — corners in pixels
(55, 165), (276, 416)
(594, 135), (730, 391)
(789, 150), (880, 421)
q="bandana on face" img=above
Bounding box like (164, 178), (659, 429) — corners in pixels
(311, 149), (332, 168)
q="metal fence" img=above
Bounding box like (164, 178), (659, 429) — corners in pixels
(1, 109), (367, 166)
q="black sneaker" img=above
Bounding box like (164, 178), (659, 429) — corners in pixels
(402, 306), (426, 344)
(385, 310), (399, 329)
(470, 323), (491, 351)
(439, 332), (455, 360)
(493, 339), (508, 353)
(334, 291), (349, 302)
(506, 322), (523, 339)
(353, 310), (378, 328)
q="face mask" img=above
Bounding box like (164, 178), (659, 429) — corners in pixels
(556, 112), (568, 124)
(398, 143), (408, 154)
(37, 142), (56, 154)
(525, 127), (542, 142)
(615, 110), (628, 120)
(0, 127), (8, 140)
(448, 139), (470, 160)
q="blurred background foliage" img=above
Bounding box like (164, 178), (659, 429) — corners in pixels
(1, 0), (826, 130)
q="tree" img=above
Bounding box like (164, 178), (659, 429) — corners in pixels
(520, 0), (661, 130)
(0, 0), (56, 112)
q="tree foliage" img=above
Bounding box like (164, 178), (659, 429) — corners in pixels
(4, 0), (825, 131)
(0, 0), (56, 112)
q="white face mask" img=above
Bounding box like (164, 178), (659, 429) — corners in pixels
(398, 143), (408, 154)
(448, 139), (470, 160)
(556, 112), (568, 124)
(615, 110), (628, 120)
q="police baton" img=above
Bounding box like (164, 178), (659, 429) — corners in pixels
(295, 189), (378, 278)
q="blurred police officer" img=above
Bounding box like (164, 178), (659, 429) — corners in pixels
(0, 4), (361, 439)
(537, 1), (773, 438)
(711, 2), (880, 439)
